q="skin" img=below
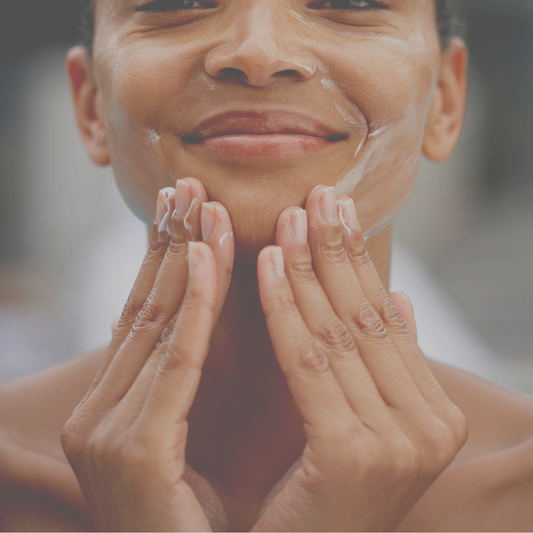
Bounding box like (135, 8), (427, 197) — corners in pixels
(2, 0), (533, 531)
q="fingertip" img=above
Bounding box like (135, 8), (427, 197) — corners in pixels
(275, 206), (306, 246)
(182, 177), (209, 203)
(257, 246), (284, 281)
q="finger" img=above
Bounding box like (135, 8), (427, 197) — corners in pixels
(111, 318), (120, 336)
(276, 202), (417, 420)
(389, 292), (418, 342)
(258, 245), (360, 439)
(201, 201), (235, 320)
(177, 177), (208, 242)
(118, 201), (235, 409)
(134, 242), (217, 439)
(340, 202), (460, 432)
(91, 179), (207, 407)
(84, 188), (174, 399)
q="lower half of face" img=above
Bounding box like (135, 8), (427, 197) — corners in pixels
(97, 0), (439, 253)
(109, 114), (425, 253)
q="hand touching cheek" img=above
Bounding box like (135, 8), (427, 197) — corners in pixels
(255, 186), (468, 532)
(62, 178), (234, 532)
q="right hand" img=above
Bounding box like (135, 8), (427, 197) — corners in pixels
(61, 178), (234, 532)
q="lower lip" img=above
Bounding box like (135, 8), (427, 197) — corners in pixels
(193, 134), (336, 157)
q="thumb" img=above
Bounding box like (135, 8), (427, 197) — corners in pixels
(389, 292), (418, 343)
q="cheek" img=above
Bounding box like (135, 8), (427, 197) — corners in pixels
(97, 43), (209, 224)
(324, 44), (437, 235)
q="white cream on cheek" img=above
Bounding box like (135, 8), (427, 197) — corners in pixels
(313, 28), (438, 237)
(97, 2), (438, 239)
(148, 129), (161, 145)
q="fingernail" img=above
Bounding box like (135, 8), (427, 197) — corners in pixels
(289, 209), (308, 244)
(188, 242), (200, 273)
(270, 247), (286, 278)
(156, 187), (175, 235)
(340, 199), (359, 231)
(175, 180), (192, 217)
(201, 203), (216, 242)
(319, 187), (338, 225)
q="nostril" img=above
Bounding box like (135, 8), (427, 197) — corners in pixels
(276, 70), (301, 78)
(219, 67), (246, 79)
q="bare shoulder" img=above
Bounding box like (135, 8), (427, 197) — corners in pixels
(0, 349), (104, 531)
(398, 359), (533, 531)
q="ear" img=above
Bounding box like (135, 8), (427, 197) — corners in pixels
(65, 46), (110, 166)
(423, 38), (468, 162)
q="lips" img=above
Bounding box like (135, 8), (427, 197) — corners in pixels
(182, 110), (348, 157)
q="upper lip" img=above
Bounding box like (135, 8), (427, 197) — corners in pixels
(183, 110), (348, 143)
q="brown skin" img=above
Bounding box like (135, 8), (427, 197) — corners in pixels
(2, 0), (533, 531)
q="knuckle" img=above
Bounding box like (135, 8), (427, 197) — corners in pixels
(132, 298), (166, 332)
(348, 244), (372, 265)
(61, 418), (84, 459)
(317, 321), (357, 354)
(288, 254), (316, 285)
(117, 440), (151, 473)
(167, 240), (189, 258)
(146, 240), (166, 260)
(393, 438), (422, 476)
(319, 239), (346, 264)
(419, 417), (463, 472)
(120, 297), (140, 324)
(350, 306), (387, 339)
(445, 403), (469, 450)
(380, 300), (407, 331)
(266, 289), (299, 318)
(297, 340), (331, 375)
(368, 436), (421, 481)
(454, 410), (470, 448)
(159, 318), (177, 343)
(158, 343), (202, 375)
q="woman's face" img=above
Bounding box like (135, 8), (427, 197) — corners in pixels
(90, 0), (442, 249)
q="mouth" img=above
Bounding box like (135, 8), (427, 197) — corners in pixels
(182, 110), (348, 157)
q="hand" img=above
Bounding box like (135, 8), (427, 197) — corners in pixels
(61, 178), (234, 532)
(255, 186), (468, 532)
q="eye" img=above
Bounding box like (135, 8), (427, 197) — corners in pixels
(310, 0), (389, 10)
(137, 0), (216, 11)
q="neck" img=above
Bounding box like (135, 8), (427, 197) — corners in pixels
(186, 225), (392, 516)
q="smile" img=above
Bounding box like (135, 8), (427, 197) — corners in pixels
(182, 110), (348, 157)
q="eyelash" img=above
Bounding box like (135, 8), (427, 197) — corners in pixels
(137, 0), (215, 11)
(310, 0), (390, 10)
(136, 0), (389, 11)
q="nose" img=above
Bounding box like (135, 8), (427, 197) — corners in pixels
(204, 5), (316, 86)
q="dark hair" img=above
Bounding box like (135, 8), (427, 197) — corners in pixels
(80, 0), (460, 52)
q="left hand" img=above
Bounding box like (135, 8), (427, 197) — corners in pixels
(254, 185), (468, 532)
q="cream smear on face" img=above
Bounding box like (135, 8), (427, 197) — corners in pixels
(148, 129), (161, 145)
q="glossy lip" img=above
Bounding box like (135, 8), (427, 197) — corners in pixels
(182, 110), (348, 157)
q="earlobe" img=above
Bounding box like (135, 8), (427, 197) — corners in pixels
(423, 38), (469, 163)
(66, 46), (110, 166)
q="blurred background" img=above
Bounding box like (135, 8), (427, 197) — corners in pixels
(0, 1), (531, 391)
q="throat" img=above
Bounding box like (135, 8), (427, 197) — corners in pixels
(184, 279), (306, 530)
